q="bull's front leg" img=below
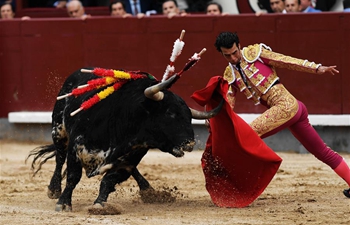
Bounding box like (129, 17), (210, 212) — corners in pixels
(132, 167), (153, 191)
(87, 169), (132, 215)
(55, 150), (82, 212)
(93, 169), (132, 206)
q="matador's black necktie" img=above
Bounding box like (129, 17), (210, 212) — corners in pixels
(236, 63), (248, 86)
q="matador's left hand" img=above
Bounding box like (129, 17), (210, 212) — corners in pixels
(317, 65), (339, 75)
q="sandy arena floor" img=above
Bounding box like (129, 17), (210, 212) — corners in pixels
(0, 140), (349, 225)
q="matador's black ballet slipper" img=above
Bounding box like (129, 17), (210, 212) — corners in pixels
(343, 188), (350, 198)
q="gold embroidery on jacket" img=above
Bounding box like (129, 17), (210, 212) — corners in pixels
(250, 84), (298, 137)
(227, 85), (236, 109)
(240, 61), (277, 98)
(260, 49), (320, 74)
(242, 44), (261, 62)
(246, 64), (259, 78)
(223, 43), (322, 124)
(240, 60), (249, 68)
(223, 66), (234, 84)
(224, 65), (261, 105)
(255, 74), (278, 94)
(249, 74), (265, 86)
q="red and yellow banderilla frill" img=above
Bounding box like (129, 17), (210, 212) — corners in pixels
(56, 68), (153, 116)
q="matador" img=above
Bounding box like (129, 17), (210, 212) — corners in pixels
(193, 32), (350, 206)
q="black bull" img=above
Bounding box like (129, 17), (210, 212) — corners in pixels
(27, 68), (222, 212)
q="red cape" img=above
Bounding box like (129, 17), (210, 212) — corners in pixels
(191, 76), (282, 208)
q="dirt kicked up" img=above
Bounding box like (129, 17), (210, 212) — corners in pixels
(0, 141), (349, 225)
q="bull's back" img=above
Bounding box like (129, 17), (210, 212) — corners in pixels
(58, 68), (97, 96)
(58, 70), (158, 148)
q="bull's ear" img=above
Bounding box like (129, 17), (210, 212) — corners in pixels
(190, 99), (224, 119)
(144, 75), (177, 101)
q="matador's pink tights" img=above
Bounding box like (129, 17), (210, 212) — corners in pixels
(261, 101), (350, 187)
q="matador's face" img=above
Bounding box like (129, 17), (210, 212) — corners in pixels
(220, 43), (242, 65)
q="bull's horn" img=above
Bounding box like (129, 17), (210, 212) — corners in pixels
(144, 75), (177, 101)
(190, 99), (224, 119)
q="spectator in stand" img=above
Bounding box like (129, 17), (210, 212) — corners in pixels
(343, 0), (350, 12)
(206, 1), (228, 15)
(0, 2), (30, 20)
(0, 2), (14, 19)
(314, 0), (336, 11)
(66, 0), (90, 19)
(285, 0), (301, 13)
(187, 0), (211, 13)
(45, 0), (67, 8)
(256, 0), (286, 16)
(169, 0), (211, 13)
(300, 0), (321, 12)
(109, 0), (132, 17)
(257, 0), (273, 13)
(176, 0), (188, 12)
(0, 0), (15, 10)
(162, 0), (187, 18)
(123, 0), (158, 17)
(270, 0), (286, 13)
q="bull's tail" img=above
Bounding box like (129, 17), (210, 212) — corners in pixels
(26, 144), (56, 176)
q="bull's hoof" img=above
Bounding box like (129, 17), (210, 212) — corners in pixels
(55, 204), (72, 212)
(88, 202), (123, 215)
(47, 188), (61, 199)
(343, 188), (350, 198)
(170, 148), (184, 158)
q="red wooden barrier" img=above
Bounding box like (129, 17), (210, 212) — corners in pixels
(0, 13), (349, 118)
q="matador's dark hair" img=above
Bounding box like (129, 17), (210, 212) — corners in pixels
(214, 32), (240, 53)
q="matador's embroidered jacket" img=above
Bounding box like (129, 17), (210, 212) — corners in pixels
(223, 43), (321, 109)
